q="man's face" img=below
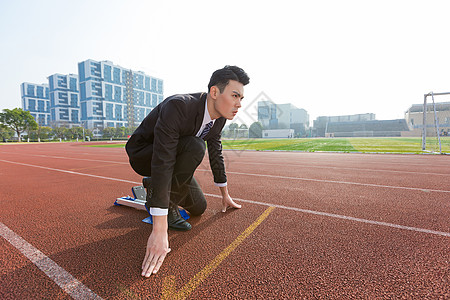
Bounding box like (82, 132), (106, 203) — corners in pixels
(213, 80), (244, 120)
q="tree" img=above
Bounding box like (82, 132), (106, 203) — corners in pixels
(125, 126), (137, 137)
(53, 126), (69, 140)
(84, 129), (93, 140)
(0, 108), (38, 142)
(28, 126), (53, 141)
(0, 124), (14, 142)
(228, 123), (239, 131)
(103, 127), (116, 138)
(249, 122), (263, 138)
(39, 127), (53, 140)
(227, 122), (239, 138)
(69, 127), (84, 141)
(116, 126), (127, 138)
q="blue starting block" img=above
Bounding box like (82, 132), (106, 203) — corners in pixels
(114, 186), (190, 224)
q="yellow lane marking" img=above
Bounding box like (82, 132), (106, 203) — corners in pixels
(161, 206), (276, 300)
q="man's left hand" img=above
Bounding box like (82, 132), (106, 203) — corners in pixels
(221, 194), (242, 212)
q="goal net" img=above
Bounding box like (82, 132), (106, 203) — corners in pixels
(422, 92), (450, 154)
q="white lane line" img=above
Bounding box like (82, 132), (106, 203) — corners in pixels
(0, 222), (103, 300)
(222, 150), (448, 167)
(197, 169), (450, 194)
(2, 151), (449, 177)
(0, 159), (137, 185)
(0, 151), (129, 165)
(1, 159), (448, 237)
(233, 161), (450, 176)
(204, 194), (450, 238)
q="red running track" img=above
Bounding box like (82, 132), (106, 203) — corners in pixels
(1, 142), (449, 299)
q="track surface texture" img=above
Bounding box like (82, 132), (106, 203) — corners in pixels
(1, 142), (449, 299)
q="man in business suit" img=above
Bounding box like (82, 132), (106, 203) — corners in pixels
(125, 65), (250, 277)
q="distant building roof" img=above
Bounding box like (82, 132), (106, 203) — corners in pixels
(407, 102), (450, 113)
(327, 119), (409, 132)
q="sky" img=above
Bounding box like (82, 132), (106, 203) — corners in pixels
(1, 0), (450, 126)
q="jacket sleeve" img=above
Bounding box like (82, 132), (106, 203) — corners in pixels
(206, 128), (227, 185)
(149, 100), (186, 209)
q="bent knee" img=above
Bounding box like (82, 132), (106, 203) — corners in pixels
(179, 136), (206, 159)
(187, 200), (207, 216)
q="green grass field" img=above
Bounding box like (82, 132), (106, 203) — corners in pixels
(85, 137), (450, 154)
(222, 137), (450, 153)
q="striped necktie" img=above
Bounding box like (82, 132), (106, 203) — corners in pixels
(200, 121), (213, 139)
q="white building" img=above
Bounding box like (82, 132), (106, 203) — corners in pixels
(48, 73), (81, 128)
(262, 129), (295, 138)
(21, 82), (50, 127)
(258, 101), (309, 136)
(78, 59), (164, 130)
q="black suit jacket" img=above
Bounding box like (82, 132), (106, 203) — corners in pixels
(126, 92), (227, 209)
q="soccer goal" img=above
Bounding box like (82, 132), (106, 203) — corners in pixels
(422, 92), (450, 154)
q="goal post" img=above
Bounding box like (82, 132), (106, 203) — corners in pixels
(422, 91), (450, 154)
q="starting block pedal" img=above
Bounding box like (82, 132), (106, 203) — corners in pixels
(114, 185), (190, 224)
(114, 185), (147, 210)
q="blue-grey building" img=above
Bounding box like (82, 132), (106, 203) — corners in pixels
(20, 82), (50, 126)
(48, 73), (81, 128)
(258, 101), (309, 136)
(78, 59), (163, 130)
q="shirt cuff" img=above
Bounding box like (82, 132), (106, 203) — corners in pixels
(149, 207), (168, 216)
(214, 182), (227, 187)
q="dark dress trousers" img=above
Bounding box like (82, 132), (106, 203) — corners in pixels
(125, 92), (227, 210)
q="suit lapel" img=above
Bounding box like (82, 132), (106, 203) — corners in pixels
(193, 92), (206, 135)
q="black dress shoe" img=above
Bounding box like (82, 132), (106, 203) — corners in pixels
(168, 205), (192, 231)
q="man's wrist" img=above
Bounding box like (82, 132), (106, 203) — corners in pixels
(219, 185), (229, 197)
(152, 215), (168, 233)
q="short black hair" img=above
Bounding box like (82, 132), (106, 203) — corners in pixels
(208, 65), (250, 93)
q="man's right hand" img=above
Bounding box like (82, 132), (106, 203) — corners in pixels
(141, 215), (171, 277)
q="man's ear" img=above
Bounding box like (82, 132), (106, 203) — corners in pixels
(209, 86), (219, 99)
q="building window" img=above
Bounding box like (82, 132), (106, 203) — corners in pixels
(36, 86), (44, 98)
(38, 100), (45, 112)
(71, 94), (78, 107)
(90, 62), (101, 77)
(57, 76), (67, 88)
(104, 65), (112, 82)
(70, 77), (78, 91)
(71, 110), (79, 123)
(78, 63), (86, 81)
(105, 84), (113, 101)
(27, 85), (35, 96)
(114, 86), (122, 102)
(106, 103), (114, 120)
(59, 108), (69, 120)
(58, 92), (68, 105)
(113, 68), (121, 84)
(258, 106), (269, 119)
(81, 102), (87, 120)
(151, 78), (157, 92)
(145, 76), (150, 91)
(29, 99), (36, 111)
